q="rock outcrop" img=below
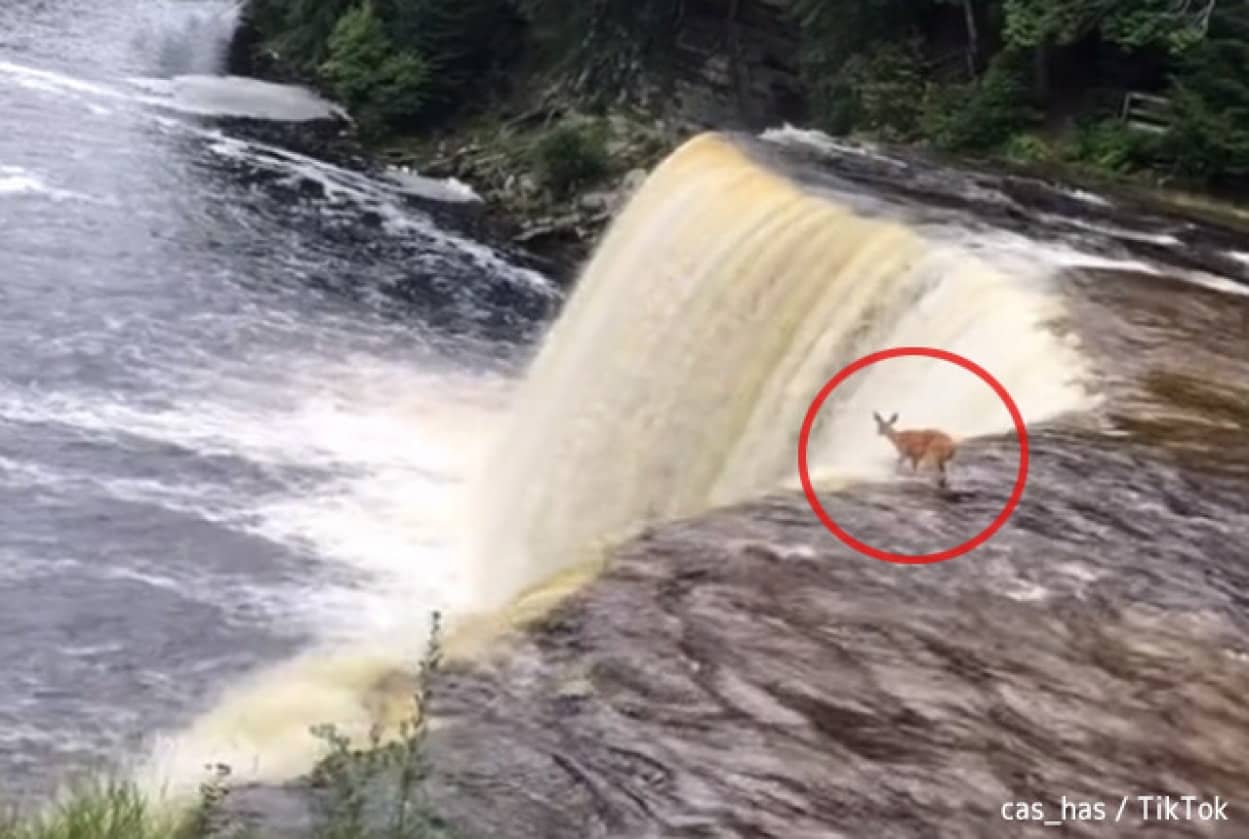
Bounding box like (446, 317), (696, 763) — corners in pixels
(221, 418), (1249, 838)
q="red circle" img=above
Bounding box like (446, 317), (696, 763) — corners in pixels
(796, 346), (1029, 564)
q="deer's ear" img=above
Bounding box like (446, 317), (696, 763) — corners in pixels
(872, 411), (881, 423)
(889, 413), (899, 424)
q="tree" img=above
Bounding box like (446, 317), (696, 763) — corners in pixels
(1163, 1), (1249, 182)
(1003, 0), (1215, 95)
(320, 2), (431, 134)
(377, 0), (522, 112)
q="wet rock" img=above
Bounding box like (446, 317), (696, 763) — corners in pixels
(218, 410), (1249, 838)
(214, 784), (314, 839)
(577, 190), (616, 213)
(417, 427), (1249, 839)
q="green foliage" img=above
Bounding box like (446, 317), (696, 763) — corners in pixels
(1067, 118), (1158, 172)
(306, 612), (455, 839)
(1002, 0), (1099, 48)
(1101, 1), (1209, 53)
(0, 774), (249, 839)
(260, 0), (357, 71)
(376, 0), (523, 113)
(923, 51), (1039, 151)
(320, 3), (431, 135)
(238, 0), (1249, 198)
(246, 0), (516, 134)
(814, 39), (929, 140)
(1003, 0), (1206, 52)
(530, 121), (611, 196)
(517, 0), (684, 98)
(1164, 31), (1249, 181)
(794, 0), (942, 137)
(1002, 132), (1056, 163)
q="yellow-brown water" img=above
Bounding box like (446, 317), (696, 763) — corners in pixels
(466, 132), (1096, 611)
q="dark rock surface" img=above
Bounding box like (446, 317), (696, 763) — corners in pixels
(222, 417), (1249, 837)
(419, 428), (1249, 838)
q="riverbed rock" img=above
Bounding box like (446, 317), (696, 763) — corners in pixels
(221, 423), (1249, 838)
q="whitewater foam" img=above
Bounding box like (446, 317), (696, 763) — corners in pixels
(201, 133), (551, 293)
(0, 60), (126, 100)
(1038, 213), (1183, 247)
(0, 165), (88, 202)
(385, 167), (481, 204)
(133, 0), (241, 77)
(54, 359), (512, 794)
(1064, 188), (1113, 208)
(124, 74), (349, 122)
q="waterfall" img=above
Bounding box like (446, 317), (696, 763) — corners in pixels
(465, 131), (1097, 609)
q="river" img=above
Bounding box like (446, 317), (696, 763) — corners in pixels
(0, 0), (553, 802)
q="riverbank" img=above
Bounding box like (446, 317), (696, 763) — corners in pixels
(223, 0), (1249, 280)
(373, 105), (688, 275)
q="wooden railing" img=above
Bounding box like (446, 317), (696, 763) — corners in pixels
(1120, 92), (1173, 133)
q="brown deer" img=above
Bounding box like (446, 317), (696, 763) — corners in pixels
(873, 411), (957, 488)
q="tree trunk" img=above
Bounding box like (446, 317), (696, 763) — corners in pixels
(1033, 40), (1051, 100)
(726, 0), (749, 124)
(961, 0), (980, 77)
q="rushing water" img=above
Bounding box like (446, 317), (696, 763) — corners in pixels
(0, 0), (554, 801)
(4, 0), (1249, 822)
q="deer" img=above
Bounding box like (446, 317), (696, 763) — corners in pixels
(873, 411), (957, 489)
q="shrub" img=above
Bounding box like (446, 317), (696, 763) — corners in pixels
(831, 40), (928, 141)
(923, 51), (1038, 152)
(1160, 30), (1249, 185)
(306, 611), (454, 839)
(320, 3), (431, 135)
(1001, 133), (1055, 164)
(530, 121), (610, 196)
(377, 0), (523, 115)
(0, 775), (240, 839)
(1066, 118), (1158, 173)
(257, 0), (357, 71)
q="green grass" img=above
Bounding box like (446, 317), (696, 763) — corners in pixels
(0, 780), (216, 839)
(2, 614), (457, 839)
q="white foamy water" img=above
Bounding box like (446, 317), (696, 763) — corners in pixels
(0, 165), (87, 202)
(124, 74), (349, 122)
(0, 59), (125, 100)
(385, 166), (481, 204)
(1064, 187), (1113, 207)
(0, 60), (340, 123)
(0, 173), (45, 196)
(0, 0), (557, 804)
(3, 351), (514, 795)
(799, 248), (1093, 484)
(760, 124), (908, 170)
(201, 133), (551, 293)
(0, 356), (509, 616)
(757, 126), (1249, 303)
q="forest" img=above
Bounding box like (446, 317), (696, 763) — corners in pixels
(241, 0), (1249, 192)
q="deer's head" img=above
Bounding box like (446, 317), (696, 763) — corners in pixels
(873, 411), (899, 436)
